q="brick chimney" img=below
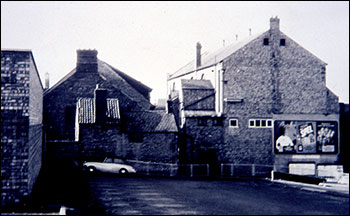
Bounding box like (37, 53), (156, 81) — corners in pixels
(270, 16), (280, 32)
(76, 49), (98, 73)
(196, 42), (202, 68)
(94, 84), (107, 124)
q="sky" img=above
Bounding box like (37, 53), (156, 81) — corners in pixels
(1, 1), (349, 104)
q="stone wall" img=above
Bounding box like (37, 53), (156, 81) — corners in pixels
(220, 26), (339, 165)
(44, 71), (147, 140)
(1, 50), (43, 207)
(79, 124), (121, 158)
(182, 89), (215, 110)
(79, 125), (178, 163)
(183, 117), (224, 163)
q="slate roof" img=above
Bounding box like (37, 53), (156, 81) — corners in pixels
(121, 111), (178, 133)
(44, 59), (152, 109)
(181, 79), (214, 90)
(168, 33), (261, 80)
(76, 98), (120, 124)
(169, 30), (327, 80)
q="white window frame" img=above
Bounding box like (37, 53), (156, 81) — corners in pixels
(248, 119), (273, 128)
(229, 118), (239, 128)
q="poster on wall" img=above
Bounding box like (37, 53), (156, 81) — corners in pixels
(274, 120), (338, 154)
(316, 121), (338, 153)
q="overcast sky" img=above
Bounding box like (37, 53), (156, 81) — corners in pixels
(1, 1), (349, 103)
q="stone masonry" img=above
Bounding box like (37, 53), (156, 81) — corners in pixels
(1, 50), (43, 207)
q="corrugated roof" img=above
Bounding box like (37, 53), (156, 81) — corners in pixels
(77, 98), (120, 124)
(181, 79), (214, 89)
(122, 111), (178, 133)
(169, 33), (262, 80)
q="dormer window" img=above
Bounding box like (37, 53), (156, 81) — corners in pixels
(263, 38), (269, 46)
(280, 39), (286, 46)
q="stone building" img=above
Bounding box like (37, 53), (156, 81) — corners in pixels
(44, 49), (152, 142)
(1, 49), (43, 207)
(44, 49), (178, 163)
(75, 85), (178, 163)
(167, 17), (340, 174)
(176, 79), (225, 175)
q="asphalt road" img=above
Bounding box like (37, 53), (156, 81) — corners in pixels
(86, 174), (349, 215)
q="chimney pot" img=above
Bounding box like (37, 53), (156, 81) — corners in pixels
(45, 72), (50, 89)
(270, 16), (280, 31)
(196, 42), (202, 68)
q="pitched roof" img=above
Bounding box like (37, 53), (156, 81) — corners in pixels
(181, 79), (214, 90)
(121, 111), (178, 133)
(168, 33), (261, 80)
(76, 98), (120, 124)
(44, 59), (152, 108)
(169, 29), (328, 80)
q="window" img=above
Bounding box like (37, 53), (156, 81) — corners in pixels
(249, 119), (273, 128)
(229, 119), (239, 128)
(280, 39), (286, 46)
(267, 120), (272, 127)
(213, 118), (223, 126)
(263, 38), (269, 46)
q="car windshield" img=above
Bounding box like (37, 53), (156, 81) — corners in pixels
(103, 158), (126, 164)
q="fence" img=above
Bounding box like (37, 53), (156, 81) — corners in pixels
(126, 160), (279, 178)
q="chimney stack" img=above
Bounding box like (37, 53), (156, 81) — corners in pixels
(45, 72), (50, 89)
(94, 84), (107, 124)
(196, 42), (202, 68)
(76, 49), (98, 74)
(270, 16), (280, 31)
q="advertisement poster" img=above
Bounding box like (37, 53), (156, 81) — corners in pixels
(316, 121), (338, 153)
(274, 121), (316, 154)
(274, 120), (338, 154)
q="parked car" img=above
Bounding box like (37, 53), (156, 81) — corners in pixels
(83, 157), (136, 174)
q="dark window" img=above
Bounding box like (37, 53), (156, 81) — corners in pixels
(263, 38), (269, 46)
(198, 118), (208, 126)
(267, 120), (272, 127)
(229, 119), (238, 128)
(255, 120), (261, 127)
(249, 120), (255, 127)
(129, 133), (143, 143)
(280, 39), (286, 46)
(213, 118), (223, 126)
(261, 120), (266, 127)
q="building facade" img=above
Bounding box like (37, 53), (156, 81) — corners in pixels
(168, 17), (340, 175)
(75, 85), (179, 163)
(1, 50), (43, 207)
(44, 49), (178, 163)
(44, 49), (152, 142)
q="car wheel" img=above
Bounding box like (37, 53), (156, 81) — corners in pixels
(119, 168), (128, 175)
(88, 166), (96, 173)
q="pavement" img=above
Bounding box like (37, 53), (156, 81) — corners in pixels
(270, 173), (349, 198)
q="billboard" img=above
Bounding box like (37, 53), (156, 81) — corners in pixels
(274, 120), (338, 154)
